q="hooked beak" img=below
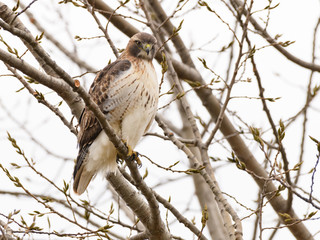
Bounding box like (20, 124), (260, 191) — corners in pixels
(144, 43), (151, 55)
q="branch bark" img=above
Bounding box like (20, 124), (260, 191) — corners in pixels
(0, 47), (83, 118)
(107, 171), (160, 239)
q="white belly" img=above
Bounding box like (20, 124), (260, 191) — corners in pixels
(121, 105), (155, 147)
(86, 131), (118, 173)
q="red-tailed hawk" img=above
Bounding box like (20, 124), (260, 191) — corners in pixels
(73, 32), (158, 195)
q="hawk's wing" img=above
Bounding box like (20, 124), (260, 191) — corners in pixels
(77, 59), (131, 149)
(74, 59), (132, 179)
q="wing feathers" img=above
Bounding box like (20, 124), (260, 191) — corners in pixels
(77, 59), (132, 149)
(78, 111), (101, 149)
(93, 59), (131, 85)
(73, 59), (133, 194)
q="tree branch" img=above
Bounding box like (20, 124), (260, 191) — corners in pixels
(19, 1), (96, 73)
(230, 0), (320, 72)
(5, 64), (77, 135)
(0, 3), (59, 77)
(0, 47), (83, 118)
(107, 170), (170, 240)
(156, 116), (243, 240)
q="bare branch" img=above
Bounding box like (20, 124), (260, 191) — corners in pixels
(0, 47), (83, 118)
(230, 0), (320, 72)
(19, 1), (96, 73)
(156, 116), (243, 240)
(84, 0), (119, 58)
(5, 64), (77, 135)
(107, 170), (170, 240)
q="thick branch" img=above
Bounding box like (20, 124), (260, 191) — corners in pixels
(0, 3), (84, 118)
(107, 170), (170, 240)
(107, 171), (151, 230)
(0, 48), (83, 118)
(124, 160), (170, 239)
(120, 168), (208, 239)
(87, 0), (139, 37)
(5, 64), (77, 135)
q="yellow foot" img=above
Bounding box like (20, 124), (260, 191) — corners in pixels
(121, 140), (141, 166)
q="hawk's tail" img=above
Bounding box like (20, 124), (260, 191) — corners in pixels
(73, 145), (94, 195)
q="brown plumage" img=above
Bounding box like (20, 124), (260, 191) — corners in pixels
(73, 32), (158, 195)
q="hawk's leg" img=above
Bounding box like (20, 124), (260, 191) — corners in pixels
(118, 140), (142, 167)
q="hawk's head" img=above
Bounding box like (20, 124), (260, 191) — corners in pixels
(127, 32), (157, 60)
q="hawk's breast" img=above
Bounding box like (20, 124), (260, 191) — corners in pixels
(120, 59), (158, 147)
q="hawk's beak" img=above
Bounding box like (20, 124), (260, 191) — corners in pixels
(144, 43), (151, 55)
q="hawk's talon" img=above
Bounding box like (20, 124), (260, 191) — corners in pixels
(116, 154), (123, 164)
(121, 140), (142, 167)
(131, 151), (142, 167)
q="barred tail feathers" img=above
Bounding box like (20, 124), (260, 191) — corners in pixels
(73, 144), (94, 195)
(73, 163), (95, 195)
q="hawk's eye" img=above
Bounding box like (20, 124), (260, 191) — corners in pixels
(135, 40), (142, 46)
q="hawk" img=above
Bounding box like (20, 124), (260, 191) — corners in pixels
(73, 32), (158, 195)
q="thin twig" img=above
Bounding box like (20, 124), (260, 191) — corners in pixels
(156, 116), (243, 240)
(10, 0), (39, 24)
(230, 0), (320, 72)
(18, 0), (96, 72)
(295, 17), (320, 186)
(5, 64), (77, 135)
(84, 0), (119, 58)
